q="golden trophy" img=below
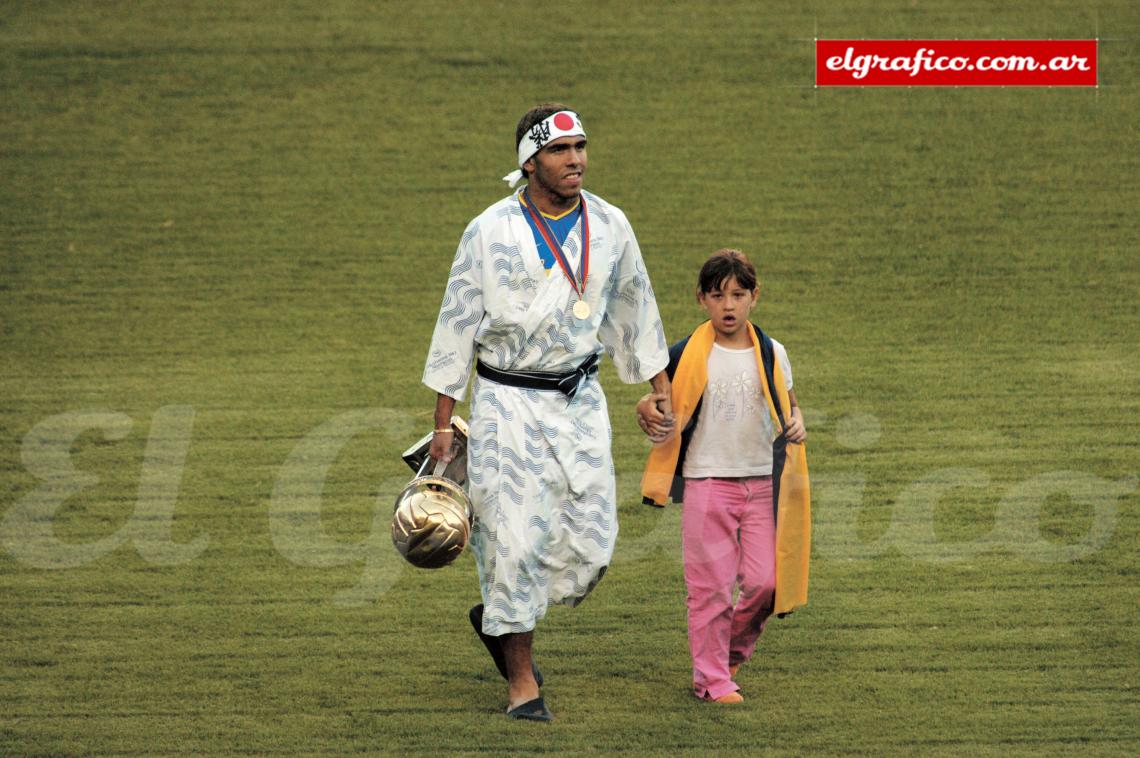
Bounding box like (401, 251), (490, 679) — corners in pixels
(391, 417), (472, 569)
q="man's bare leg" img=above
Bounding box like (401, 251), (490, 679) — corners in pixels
(501, 631), (540, 708)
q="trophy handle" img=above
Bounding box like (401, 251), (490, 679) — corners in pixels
(415, 451), (453, 478)
(415, 456), (440, 477)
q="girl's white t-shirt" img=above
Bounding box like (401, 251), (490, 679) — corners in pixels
(682, 340), (793, 479)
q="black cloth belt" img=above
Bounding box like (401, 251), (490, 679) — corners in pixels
(475, 353), (600, 400)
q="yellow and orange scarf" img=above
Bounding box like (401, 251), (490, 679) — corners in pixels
(640, 321), (811, 615)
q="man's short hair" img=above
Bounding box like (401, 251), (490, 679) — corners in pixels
(515, 102), (576, 178)
(698, 249), (759, 293)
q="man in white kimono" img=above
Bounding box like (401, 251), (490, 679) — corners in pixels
(423, 103), (673, 721)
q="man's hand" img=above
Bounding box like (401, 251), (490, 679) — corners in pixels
(429, 429), (455, 463)
(636, 392), (675, 444)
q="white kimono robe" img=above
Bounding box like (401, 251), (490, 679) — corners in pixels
(423, 190), (668, 635)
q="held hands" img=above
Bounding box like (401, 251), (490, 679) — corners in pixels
(636, 392), (675, 444)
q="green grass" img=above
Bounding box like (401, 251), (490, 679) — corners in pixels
(2, 0), (1138, 754)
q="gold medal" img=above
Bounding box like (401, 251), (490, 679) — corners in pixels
(520, 191), (592, 323)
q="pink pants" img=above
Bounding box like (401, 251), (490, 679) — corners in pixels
(682, 476), (776, 700)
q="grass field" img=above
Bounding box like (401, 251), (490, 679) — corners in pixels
(2, 1), (1138, 755)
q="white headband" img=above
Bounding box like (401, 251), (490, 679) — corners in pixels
(502, 110), (586, 187)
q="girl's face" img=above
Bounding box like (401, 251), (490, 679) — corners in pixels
(697, 275), (758, 343)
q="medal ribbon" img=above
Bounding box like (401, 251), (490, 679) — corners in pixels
(521, 190), (590, 301)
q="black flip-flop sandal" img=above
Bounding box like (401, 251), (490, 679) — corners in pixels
(506, 696), (553, 722)
(468, 604), (544, 687)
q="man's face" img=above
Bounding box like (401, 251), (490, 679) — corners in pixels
(525, 136), (588, 202)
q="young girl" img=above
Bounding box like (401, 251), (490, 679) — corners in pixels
(638, 249), (811, 704)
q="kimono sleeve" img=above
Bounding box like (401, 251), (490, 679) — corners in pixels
(597, 211), (669, 384)
(422, 221), (485, 401)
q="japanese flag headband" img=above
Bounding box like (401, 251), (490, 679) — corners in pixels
(502, 110), (586, 188)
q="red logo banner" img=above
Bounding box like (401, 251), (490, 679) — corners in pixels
(816, 40), (1097, 87)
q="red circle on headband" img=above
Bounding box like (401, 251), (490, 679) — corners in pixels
(553, 112), (575, 131)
